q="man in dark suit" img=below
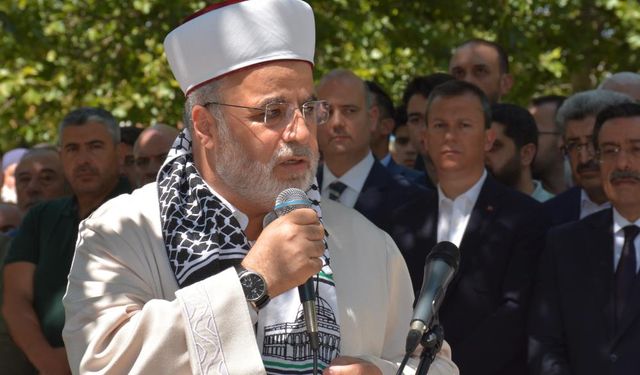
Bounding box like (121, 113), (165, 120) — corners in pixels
(393, 80), (548, 375)
(543, 89), (633, 227)
(366, 80), (427, 187)
(316, 69), (427, 236)
(529, 102), (640, 375)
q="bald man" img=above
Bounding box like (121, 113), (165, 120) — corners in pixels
(599, 72), (640, 101)
(133, 124), (179, 187)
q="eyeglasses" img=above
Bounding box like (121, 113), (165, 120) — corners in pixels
(564, 141), (595, 156)
(596, 143), (640, 163)
(204, 100), (330, 128)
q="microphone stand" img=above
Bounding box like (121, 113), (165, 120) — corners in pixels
(415, 323), (444, 375)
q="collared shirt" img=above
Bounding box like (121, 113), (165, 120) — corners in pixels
(204, 180), (249, 232)
(580, 189), (611, 219)
(379, 153), (392, 167)
(531, 180), (555, 202)
(437, 169), (487, 247)
(322, 152), (374, 208)
(4, 177), (131, 347)
(612, 208), (640, 273)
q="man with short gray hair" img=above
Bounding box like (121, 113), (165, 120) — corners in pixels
(543, 90), (633, 226)
(599, 72), (640, 101)
(2, 107), (130, 373)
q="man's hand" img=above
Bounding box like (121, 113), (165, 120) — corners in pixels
(37, 347), (71, 375)
(242, 208), (325, 298)
(322, 356), (382, 375)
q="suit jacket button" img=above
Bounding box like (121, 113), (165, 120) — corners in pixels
(610, 353), (618, 362)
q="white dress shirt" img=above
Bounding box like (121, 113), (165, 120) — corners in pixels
(322, 152), (374, 208)
(437, 170), (487, 247)
(612, 208), (640, 273)
(580, 189), (611, 219)
(379, 153), (392, 167)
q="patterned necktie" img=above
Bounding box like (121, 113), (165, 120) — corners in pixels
(328, 181), (348, 202)
(615, 225), (640, 321)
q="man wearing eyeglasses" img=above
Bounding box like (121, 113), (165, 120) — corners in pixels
(529, 102), (640, 375)
(543, 90), (633, 227)
(529, 95), (568, 195)
(133, 123), (179, 187)
(61, 1), (457, 374)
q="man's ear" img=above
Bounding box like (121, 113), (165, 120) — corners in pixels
(520, 143), (536, 167)
(381, 118), (395, 137)
(484, 127), (496, 152)
(369, 105), (380, 133)
(500, 73), (514, 97)
(192, 105), (217, 150)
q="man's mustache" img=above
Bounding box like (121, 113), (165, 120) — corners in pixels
(610, 169), (640, 182)
(576, 160), (600, 174)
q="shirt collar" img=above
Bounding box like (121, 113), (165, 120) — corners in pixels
(203, 180), (249, 231)
(612, 207), (640, 234)
(322, 151), (375, 195)
(379, 153), (392, 167)
(437, 169), (487, 208)
(580, 189), (610, 211)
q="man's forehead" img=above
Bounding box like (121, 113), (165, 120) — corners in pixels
(600, 116), (640, 137)
(61, 122), (112, 143)
(451, 44), (498, 66)
(565, 117), (595, 136)
(319, 79), (365, 105)
(220, 60), (314, 101)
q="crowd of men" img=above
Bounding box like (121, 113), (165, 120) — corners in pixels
(1, 0), (640, 374)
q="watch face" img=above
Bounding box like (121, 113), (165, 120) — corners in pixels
(240, 272), (266, 301)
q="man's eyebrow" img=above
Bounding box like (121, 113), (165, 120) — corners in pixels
(255, 96), (287, 108)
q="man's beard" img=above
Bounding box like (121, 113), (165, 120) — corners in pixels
(214, 119), (318, 210)
(491, 155), (522, 189)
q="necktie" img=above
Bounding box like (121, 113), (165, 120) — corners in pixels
(328, 181), (347, 202)
(615, 225), (640, 321)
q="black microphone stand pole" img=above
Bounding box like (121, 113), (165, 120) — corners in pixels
(415, 323), (444, 375)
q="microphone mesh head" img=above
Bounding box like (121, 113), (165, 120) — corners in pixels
(426, 241), (461, 270)
(274, 188), (312, 217)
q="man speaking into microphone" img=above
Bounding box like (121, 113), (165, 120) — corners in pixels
(61, 1), (457, 374)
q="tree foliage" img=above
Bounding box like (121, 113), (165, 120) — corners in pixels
(1, 0), (639, 151)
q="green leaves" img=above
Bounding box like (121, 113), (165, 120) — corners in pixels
(1, 0), (639, 151)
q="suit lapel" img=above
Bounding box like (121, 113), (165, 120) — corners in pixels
(613, 217), (640, 344)
(584, 210), (616, 341)
(459, 176), (499, 252)
(354, 161), (389, 216)
(455, 176), (499, 289)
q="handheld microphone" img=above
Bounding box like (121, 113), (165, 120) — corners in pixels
(264, 188), (320, 350)
(405, 241), (460, 354)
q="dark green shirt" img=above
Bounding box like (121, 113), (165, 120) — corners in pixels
(4, 178), (130, 347)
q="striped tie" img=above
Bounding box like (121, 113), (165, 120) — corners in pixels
(328, 181), (347, 202)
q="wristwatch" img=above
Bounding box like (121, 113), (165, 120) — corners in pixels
(236, 266), (270, 310)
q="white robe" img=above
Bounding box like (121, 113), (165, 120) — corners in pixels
(62, 184), (458, 375)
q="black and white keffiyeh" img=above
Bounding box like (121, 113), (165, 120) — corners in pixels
(157, 129), (341, 374)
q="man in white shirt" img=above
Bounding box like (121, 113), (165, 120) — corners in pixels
(392, 80), (548, 375)
(529, 101), (640, 375)
(316, 69), (427, 235)
(543, 90), (633, 226)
